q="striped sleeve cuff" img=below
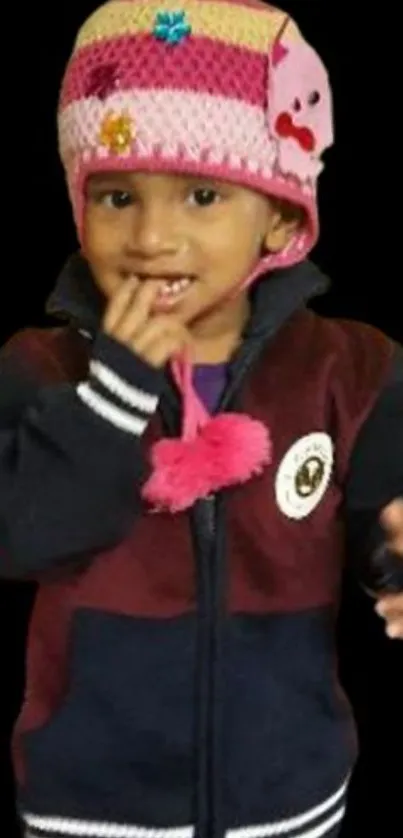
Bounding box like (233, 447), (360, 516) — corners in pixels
(76, 332), (165, 438)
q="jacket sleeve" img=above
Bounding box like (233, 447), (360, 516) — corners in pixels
(0, 328), (165, 580)
(343, 342), (403, 595)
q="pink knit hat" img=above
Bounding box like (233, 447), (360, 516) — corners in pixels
(57, 0), (334, 512)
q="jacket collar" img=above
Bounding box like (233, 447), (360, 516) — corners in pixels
(46, 252), (105, 335)
(45, 251), (331, 343)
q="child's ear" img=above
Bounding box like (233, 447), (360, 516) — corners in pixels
(263, 211), (301, 253)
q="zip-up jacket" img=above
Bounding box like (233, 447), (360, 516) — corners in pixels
(1, 255), (402, 838)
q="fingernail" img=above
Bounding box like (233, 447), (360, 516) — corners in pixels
(375, 603), (386, 617)
(386, 624), (400, 639)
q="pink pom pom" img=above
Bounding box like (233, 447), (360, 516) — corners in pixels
(141, 435), (213, 512)
(141, 414), (272, 513)
(201, 413), (272, 490)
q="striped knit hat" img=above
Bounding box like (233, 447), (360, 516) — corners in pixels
(57, 0), (334, 512)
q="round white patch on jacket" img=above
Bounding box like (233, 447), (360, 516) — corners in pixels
(275, 432), (334, 520)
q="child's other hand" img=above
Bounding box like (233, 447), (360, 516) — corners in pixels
(375, 498), (403, 639)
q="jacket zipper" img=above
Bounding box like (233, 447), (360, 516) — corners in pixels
(195, 341), (273, 837)
(161, 339), (269, 837)
(195, 492), (221, 838)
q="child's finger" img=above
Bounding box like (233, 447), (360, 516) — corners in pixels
(102, 277), (138, 333)
(375, 594), (403, 616)
(385, 619), (403, 639)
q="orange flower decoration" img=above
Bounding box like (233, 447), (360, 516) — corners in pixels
(99, 111), (134, 154)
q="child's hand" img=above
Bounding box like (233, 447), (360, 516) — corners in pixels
(102, 278), (191, 368)
(375, 499), (403, 639)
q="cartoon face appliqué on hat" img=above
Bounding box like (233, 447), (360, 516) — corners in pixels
(269, 22), (334, 184)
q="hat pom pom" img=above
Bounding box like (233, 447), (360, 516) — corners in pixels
(142, 414), (272, 513)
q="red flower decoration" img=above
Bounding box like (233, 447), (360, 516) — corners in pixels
(86, 63), (120, 100)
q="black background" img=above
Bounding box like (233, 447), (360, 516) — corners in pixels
(1, 2), (401, 835)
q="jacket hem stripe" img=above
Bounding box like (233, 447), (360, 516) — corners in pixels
(21, 775), (349, 838)
(228, 804), (345, 837)
(228, 775), (348, 836)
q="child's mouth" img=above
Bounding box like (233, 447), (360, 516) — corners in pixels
(125, 273), (196, 309)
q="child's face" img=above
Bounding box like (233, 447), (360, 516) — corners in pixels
(83, 171), (296, 325)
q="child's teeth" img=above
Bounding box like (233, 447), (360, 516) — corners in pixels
(160, 278), (192, 296)
(124, 274), (193, 297)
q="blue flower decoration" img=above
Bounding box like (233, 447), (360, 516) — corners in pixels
(153, 10), (192, 45)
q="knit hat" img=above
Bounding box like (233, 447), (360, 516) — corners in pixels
(57, 0), (334, 512)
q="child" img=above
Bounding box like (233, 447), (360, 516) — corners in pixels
(1, 1), (402, 836)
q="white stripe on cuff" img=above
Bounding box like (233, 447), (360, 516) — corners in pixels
(76, 382), (147, 436)
(90, 360), (159, 414)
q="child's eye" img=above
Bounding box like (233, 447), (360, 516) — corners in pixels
(97, 190), (133, 209)
(188, 188), (221, 208)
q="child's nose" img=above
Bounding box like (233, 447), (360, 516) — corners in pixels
(125, 204), (182, 258)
